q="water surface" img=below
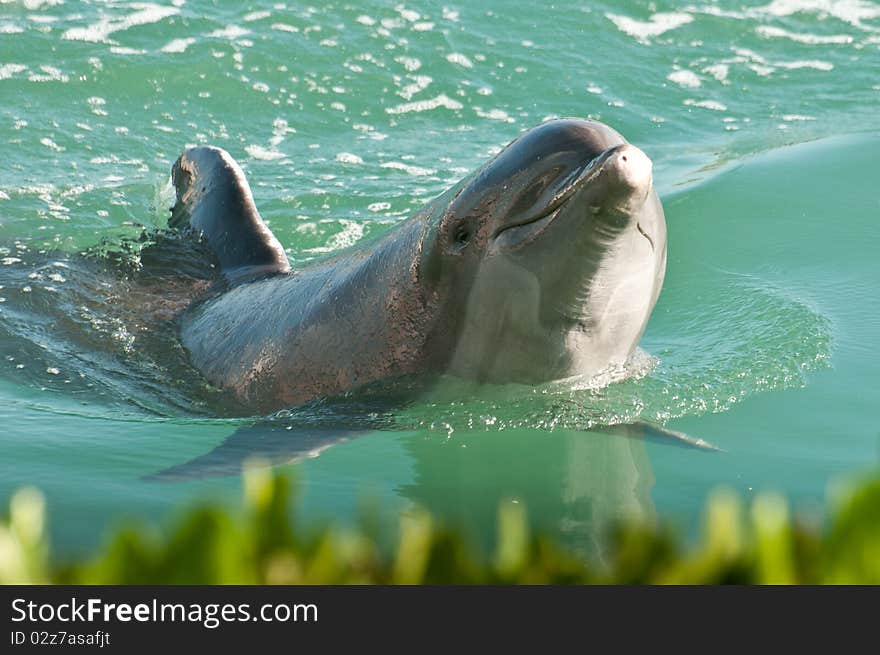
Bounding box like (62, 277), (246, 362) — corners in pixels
(1, 0), (878, 561)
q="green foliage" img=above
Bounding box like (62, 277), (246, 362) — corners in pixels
(3, 468), (880, 585)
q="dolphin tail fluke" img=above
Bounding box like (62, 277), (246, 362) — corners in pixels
(170, 146), (291, 283)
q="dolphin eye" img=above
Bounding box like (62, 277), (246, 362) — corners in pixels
(453, 224), (472, 246)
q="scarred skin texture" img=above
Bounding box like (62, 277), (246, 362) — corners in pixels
(171, 119), (667, 415)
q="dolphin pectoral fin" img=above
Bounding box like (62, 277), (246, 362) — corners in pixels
(143, 423), (368, 482)
(598, 420), (724, 452)
(170, 146), (290, 282)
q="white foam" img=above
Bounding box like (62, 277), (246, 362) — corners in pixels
(723, 47), (835, 77)
(703, 64), (730, 81)
(667, 69), (702, 88)
(208, 25), (250, 40)
(161, 37), (197, 53)
(606, 12), (693, 42)
(28, 13), (59, 23)
(40, 137), (65, 152)
(684, 99), (728, 111)
(756, 25), (854, 44)
(86, 96), (107, 117)
(271, 23), (299, 33)
(380, 17), (404, 30)
(110, 47), (146, 55)
(335, 152), (363, 165)
(749, 64), (776, 76)
(62, 4), (180, 43)
(244, 11), (271, 22)
(776, 59), (834, 70)
(398, 8), (420, 22)
(22, 0), (64, 8)
(397, 75), (432, 101)
(269, 117), (295, 147)
(446, 52), (473, 68)
(324, 220), (365, 251)
(733, 47), (769, 63)
(395, 56), (422, 72)
(245, 144), (285, 161)
(89, 155), (142, 166)
(368, 202), (391, 212)
(385, 94), (463, 114)
(380, 161), (435, 176)
(758, 0), (880, 30)
(475, 108), (514, 122)
(0, 63), (27, 80)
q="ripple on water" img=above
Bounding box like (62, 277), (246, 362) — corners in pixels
(397, 278), (832, 436)
(605, 11), (694, 43)
(61, 4), (180, 43)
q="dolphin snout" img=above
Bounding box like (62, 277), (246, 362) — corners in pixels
(605, 143), (653, 193)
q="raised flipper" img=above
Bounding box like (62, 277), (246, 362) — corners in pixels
(170, 146), (291, 283)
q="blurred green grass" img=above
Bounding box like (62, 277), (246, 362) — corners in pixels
(2, 467), (879, 584)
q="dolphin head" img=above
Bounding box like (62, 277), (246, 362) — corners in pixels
(422, 118), (667, 383)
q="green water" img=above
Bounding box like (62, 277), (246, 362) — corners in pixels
(1, 1), (878, 562)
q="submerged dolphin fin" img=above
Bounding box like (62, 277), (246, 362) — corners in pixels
(144, 422), (370, 481)
(170, 146), (291, 283)
(599, 420), (724, 452)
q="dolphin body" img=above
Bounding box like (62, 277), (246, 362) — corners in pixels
(150, 119), (702, 480)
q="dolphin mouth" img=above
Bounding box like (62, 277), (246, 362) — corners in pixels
(491, 145), (625, 240)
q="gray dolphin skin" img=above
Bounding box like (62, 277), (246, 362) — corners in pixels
(172, 118), (667, 415)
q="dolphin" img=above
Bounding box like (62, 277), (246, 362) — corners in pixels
(148, 118), (709, 480)
(174, 119), (666, 409)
